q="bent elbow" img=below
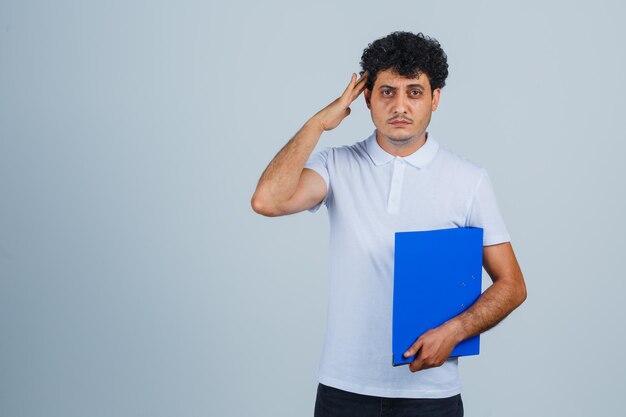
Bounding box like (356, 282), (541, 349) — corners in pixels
(517, 275), (528, 306)
(250, 195), (280, 217)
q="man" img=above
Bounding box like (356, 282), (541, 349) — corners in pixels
(251, 31), (526, 417)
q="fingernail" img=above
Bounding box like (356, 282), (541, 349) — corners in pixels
(403, 351), (410, 357)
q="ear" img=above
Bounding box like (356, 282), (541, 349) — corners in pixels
(364, 88), (371, 109)
(431, 88), (441, 112)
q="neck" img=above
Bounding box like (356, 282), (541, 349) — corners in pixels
(376, 130), (428, 157)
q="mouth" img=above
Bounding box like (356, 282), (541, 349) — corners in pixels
(390, 120), (411, 126)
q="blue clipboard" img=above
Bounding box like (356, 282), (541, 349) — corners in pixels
(392, 227), (483, 366)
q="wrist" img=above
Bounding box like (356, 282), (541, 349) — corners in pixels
(443, 319), (466, 345)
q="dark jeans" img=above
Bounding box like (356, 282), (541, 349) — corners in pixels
(314, 383), (463, 417)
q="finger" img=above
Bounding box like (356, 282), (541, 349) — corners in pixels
(340, 73), (357, 99)
(409, 357), (425, 373)
(348, 73), (369, 102)
(410, 349), (440, 372)
(350, 72), (367, 92)
(349, 82), (367, 102)
(404, 338), (423, 358)
(355, 70), (368, 85)
(355, 71), (368, 87)
(353, 71), (366, 84)
(343, 71), (368, 100)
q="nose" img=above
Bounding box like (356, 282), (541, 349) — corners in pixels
(392, 93), (408, 114)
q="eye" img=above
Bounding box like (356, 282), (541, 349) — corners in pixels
(382, 89), (393, 96)
(410, 90), (422, 96)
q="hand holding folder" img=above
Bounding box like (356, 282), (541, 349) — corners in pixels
(392, 227), (484, 366)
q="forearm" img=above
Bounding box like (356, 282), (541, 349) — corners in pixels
(404, 243), (527, 371)
(252, 72), (367, 214)
(252, 117), (324, 208)
(444, 278), (526, 344)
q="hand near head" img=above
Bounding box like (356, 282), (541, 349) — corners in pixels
(312, 72), (368, 131)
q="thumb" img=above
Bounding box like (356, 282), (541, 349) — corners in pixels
(345, 107), (351, 116)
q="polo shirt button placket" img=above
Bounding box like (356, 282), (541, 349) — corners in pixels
(387, 157), (406, 214)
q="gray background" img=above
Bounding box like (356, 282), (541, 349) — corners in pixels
(1, 0), (624, 416)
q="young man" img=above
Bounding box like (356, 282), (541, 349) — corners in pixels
(251, 31), (526, 417)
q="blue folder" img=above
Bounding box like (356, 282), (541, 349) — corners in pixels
(392, 227), (483, 366)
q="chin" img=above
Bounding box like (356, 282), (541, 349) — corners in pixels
(387, 135), (413, 143)
(381, 129), (418, 143)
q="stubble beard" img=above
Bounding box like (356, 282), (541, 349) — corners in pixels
(383, 129), (424, 147)
(387, 134), (416, 144)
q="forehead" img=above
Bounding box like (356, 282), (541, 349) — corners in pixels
(374, 68), (431, 89)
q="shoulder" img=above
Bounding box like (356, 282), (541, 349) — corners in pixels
(434, 142), (487, 180)
(315, 138), (370, 162)
(430, 141), (490, 196)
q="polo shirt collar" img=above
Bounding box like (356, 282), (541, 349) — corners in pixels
(365, 129), (440, 169)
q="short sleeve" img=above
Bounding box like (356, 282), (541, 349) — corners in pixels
(303, 146), (331, 213)
(465, 168), (511, 246)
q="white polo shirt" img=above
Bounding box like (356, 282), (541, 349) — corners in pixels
(304, 129), (511, 398)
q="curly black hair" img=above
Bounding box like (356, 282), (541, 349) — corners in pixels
(360, 31), (449, 92)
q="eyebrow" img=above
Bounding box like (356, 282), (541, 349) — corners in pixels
(379, 84), (425, 90)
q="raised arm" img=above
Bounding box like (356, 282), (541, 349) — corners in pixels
(251, 72), (368, 217)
